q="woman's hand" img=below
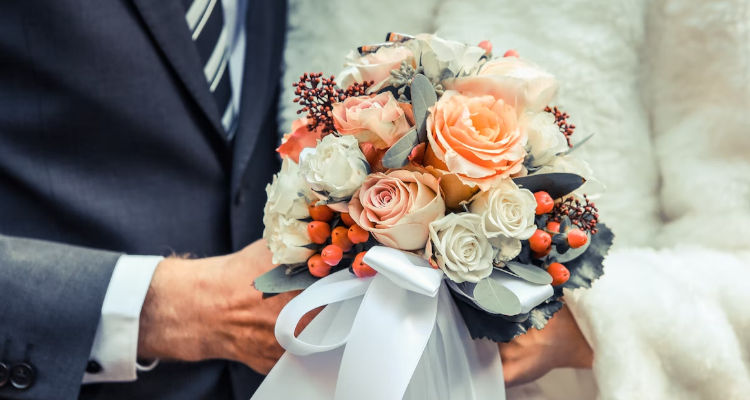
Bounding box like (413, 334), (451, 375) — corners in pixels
(499, 304), (592, 387)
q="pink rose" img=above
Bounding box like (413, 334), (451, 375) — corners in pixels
(339, 46), (414, 91)
(444, 57), (558, 112)
(332, 92), (414, 149)
(276, 118), (323, 163)
(348, 170), (445, 250)
(426, 91), (527, 189)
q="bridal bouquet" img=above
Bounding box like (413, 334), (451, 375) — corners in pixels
(253, 33), (613, 400)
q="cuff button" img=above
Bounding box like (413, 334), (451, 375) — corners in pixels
(85, 360), (102, 374)
(10, 362), (35, 390)
(0, 362), (9, 388)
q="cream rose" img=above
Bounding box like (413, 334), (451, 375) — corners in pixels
(445, 56), (558, 113)
(426, 213), (494, 283)
(339, 46), (414, 91)
(332, 92), (414, 149)
(262, 159), (314, 264)
(426, 90), (527, 189)
(408, 34), (486, 81)
(525, 112), (569, 167)
(348, 169), (445, 250)
(299, 135), (369, 200)
(469, 179), (537, 240)
(489, 234), (522, 264)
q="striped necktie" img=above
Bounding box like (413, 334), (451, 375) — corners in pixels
(183, 0), (238, 138)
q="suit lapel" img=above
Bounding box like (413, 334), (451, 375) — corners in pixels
(131, 0), (226, 137)
(230, 0), (286, 193)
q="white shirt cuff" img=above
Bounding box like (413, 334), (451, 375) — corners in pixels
(82, 255), (162, 383)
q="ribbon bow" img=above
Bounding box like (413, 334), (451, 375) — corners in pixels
(273, 246), (445, 400)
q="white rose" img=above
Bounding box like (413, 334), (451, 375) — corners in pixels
(264, 158), (310, 219)
(537, 154), (605, 196)
(263, 158), (314, 265)
(525, 112), (569, 167)
(263, 213), (314, 265)
(408, 34), (486, 81)
(299, 135), (369, 200)
(426, 213), (494, 283)
(489, 235), (522, 264)
(469, 180), (537, 240)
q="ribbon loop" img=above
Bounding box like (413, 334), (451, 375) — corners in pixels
(364, 246), (444, 296)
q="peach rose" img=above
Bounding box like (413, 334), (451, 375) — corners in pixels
(348, 170), (445, 250)
(332, 92), (414, 149)
(276, 118), (323, 163)
(339, 46), (414, 91)
(444, 57), (558, 113)
(426, 90), (527, 190)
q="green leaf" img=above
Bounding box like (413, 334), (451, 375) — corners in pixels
(565, 132), (595, 155)
(410, 74), (437, 143)
(381, 128), (419, 168)
(513, 172), (585, 199)
(253, 265), (319, 294)
(506, 261), (553, 285)
(473, 276), (522, 315)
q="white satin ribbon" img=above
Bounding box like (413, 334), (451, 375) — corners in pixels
(254, 246), (505, 400)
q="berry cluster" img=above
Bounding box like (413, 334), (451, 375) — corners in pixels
(293, 73), (373, 135)
(544, 106), (575, 148)
(549, 194), (599, 234)
(305, 203), (376, 278)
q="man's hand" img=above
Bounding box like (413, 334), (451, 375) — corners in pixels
(499, 304), (592, 387)
(137, 240), (316, 374)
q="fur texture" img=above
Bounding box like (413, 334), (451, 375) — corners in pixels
(280, 0), (750, 398)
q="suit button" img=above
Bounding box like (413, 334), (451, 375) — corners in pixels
(86, 360), (102, 374)
(0, 362), (9, 388)
(9, 362), (35, 390)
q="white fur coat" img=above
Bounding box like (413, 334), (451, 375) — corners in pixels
(280, 0), (750, 398)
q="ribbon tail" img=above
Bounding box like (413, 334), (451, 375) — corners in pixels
(335, 273), (439, 400)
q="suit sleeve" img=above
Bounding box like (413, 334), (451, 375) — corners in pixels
(0, 234), (121, 399)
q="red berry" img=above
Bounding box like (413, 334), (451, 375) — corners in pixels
(352, 251), (377, 278)
(321, 244), (343, 266)
(478, 40), (493, 54)
(331, 226), (353, 252)
(546, 221), (561, 233)
(503, 49), (519, 58)
(308, 203), (334, 221)
(529, 229), (552, 253)
(307, 221), (331, 245)
(308, 254), (331, 278)
(567, 228), (588, 249)
(532, 247), (551, 259)
(534, 191), (555, 215)
(347, 224), (370, 244)
(340, 212), (355, 227)
(547, 262), (570, 286)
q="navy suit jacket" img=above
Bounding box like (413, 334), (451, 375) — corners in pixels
(0, 0), (286, 398)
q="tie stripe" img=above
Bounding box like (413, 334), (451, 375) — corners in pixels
(183, 0), (237, 137)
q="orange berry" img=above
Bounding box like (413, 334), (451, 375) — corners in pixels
(547, 262), (570, 286)
(478, 40), (493, 54)
(308, 254), (331, 278)
(567, 228), (588, 249)
(331, 226), (353, 252)
(546, 221), (561, 233)
(321, 244), (344, 266)
(347, 224), (370, 244)
(534, 191), (555, 215)
(340, 212), (355, 227)
(503, 49), (519, 58)
(306, 221), (331, 245)
(352, 251), (377, 278)
(308, 203), (334, 221)
(529, 229), (552, 253)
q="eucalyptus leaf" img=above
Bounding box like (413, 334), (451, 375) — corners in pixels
(506, 261), (553, 285)
(253, 264), (318, 294)
(410, 74), (437, 143)
(565, 132), (595, 155)
(513, 173), (585, 199)
(382, 128), (419, 168)
(473, 277), (522, 315)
